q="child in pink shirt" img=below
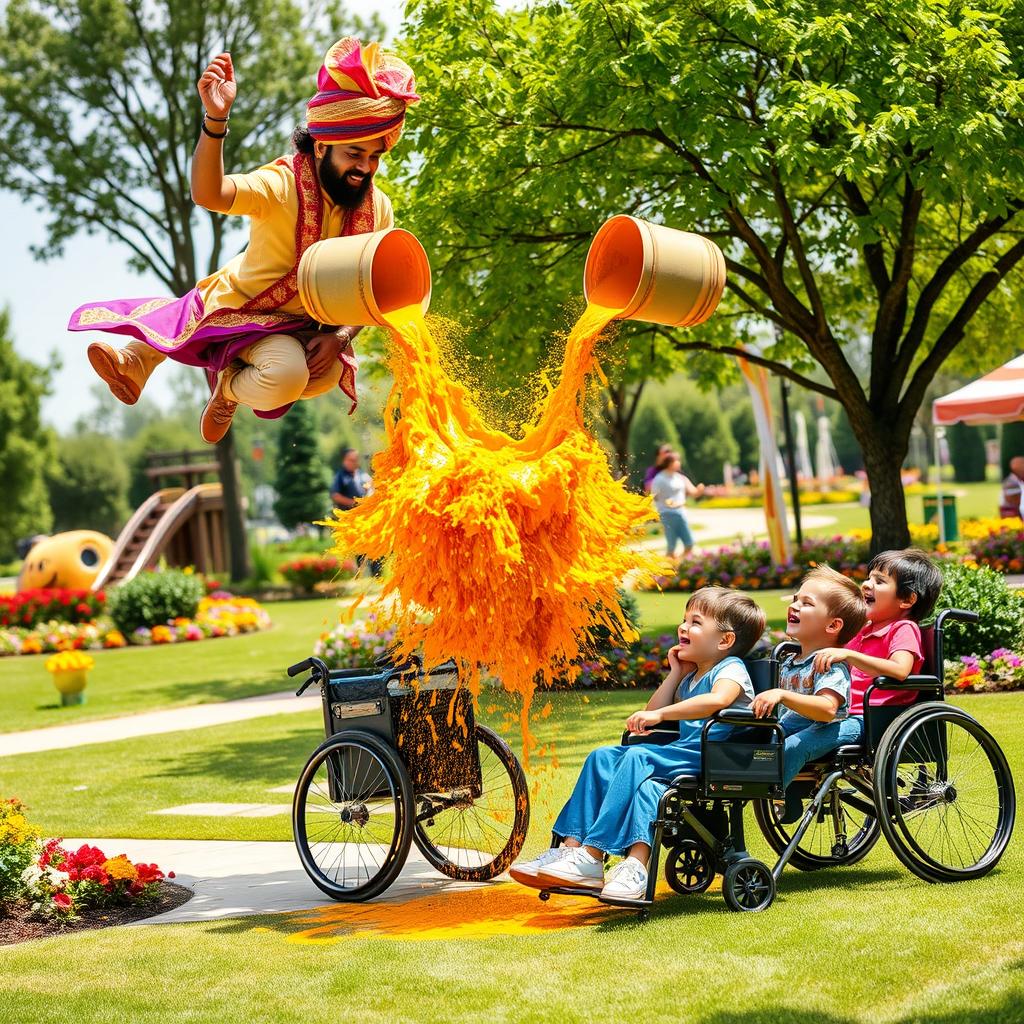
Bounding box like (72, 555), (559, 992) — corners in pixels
(777, 549), (943, 822)
(813, 548), (943, 714)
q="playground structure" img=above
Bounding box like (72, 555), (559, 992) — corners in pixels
(91, 450), (229, 590)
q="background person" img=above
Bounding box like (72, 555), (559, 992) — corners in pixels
(642, 443), (673, 494)
(1000, 456), (1024, 518)
(650, 451), (704, 559)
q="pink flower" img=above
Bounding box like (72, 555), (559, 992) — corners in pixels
(52, 892), (72, 910)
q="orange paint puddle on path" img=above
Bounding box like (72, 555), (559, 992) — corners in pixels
(253, 878), (696, 944)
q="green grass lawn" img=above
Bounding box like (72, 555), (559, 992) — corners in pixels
(1, 690), (1022, 1022)
(634, 589), (790, 638)
(0, 598), (347, 734)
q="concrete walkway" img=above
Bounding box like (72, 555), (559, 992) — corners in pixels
(61, 837), (480, 924)
(0, 690), (321, 758)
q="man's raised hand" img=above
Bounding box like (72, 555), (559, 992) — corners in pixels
(198, 53), (236, 119)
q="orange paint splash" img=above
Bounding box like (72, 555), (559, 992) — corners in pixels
(260, 879), (679, 944)
(323, 302), (658, 762)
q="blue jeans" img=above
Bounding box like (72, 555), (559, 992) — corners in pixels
(551, 741), (703, 856)
(781, 715), (864, 788)
(659, 509), (694, 555)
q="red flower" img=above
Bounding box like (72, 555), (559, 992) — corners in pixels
(52, 892), (72, 910)
(81, 864), (109, 886)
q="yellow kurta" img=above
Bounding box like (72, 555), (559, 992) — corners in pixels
(196, 159), (394, 318)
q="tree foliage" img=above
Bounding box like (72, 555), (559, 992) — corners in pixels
(274, 399), (328, 530)
(0, 308), (56, 559)
(627, 401), (681, 489)
(49, 433), (130, 537)
(665, 389), (737, 485)
(396, 0), (1024, 550)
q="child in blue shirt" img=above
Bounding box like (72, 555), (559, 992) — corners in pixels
(752, 565), (867, 821)
(510, 586), (766, 901)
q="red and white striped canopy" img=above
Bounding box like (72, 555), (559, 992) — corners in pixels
(933, 355), (1024, 425)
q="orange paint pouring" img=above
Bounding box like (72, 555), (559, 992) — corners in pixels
(261, 879), (679, 944)
(324, 302), (658, 760)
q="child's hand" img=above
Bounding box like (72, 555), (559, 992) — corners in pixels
(752, 688), (785, 718)
(666, 645), (695, 674)
(626, 709), (663, 735)
(813, 648), (849, 673)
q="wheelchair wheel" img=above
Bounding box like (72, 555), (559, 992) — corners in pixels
(665, 839), (715, 895)
(412, 724), (530, 881)
(873, 703), (1016, 883)
(753, 786), (880, 870)
(292, 730), (414, 902)
(722, 858), (775, 912)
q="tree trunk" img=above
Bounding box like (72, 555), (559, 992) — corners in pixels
(215, 430), (250, 583)
(857, 423), (912, 554)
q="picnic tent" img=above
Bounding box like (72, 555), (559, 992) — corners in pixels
(933, 355), (1024, 425)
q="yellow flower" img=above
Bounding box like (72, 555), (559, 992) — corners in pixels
(0, 813), (39, 846)
(45, 651), (95, 674)
(102, 855), (138, 882)
(151, 625), (174, 644)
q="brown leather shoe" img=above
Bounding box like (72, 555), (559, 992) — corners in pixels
(87, 342), (146, 405)
(200, 370), (239, 443)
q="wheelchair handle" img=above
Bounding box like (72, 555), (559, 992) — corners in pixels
(290, 657), (330, 696)
(936, 608), (980, 627)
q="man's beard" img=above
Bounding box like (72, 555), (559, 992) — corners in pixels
(318, 155), (372, 209)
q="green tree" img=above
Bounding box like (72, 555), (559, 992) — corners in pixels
(627, 401), (682, 490)
(727, 402), (758, 476)
(1000, 421), (1024, 478)
(0, 0), (380, 579)
(947, 422), (987, 483)
(274, 400), (328, 530)
(666, 390), (737, 485)
(49, 433), (130, 537)
(0, 308), (55, 559)
(397, 0), (1024, 551)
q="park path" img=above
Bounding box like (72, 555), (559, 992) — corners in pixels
(59, 837), (474, 924)
(0, 690), (320, 758)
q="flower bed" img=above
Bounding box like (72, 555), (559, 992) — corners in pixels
(0, 593), (271, 657)
(314, 614), (399, 668)
(1, 798), (189, 942)
(0, 589), (105, 629)
(968, 518), (1024, 574)
(280, 554), (358, 593)
(945, 649), (1024, 694)
(644, 534), (873, 592)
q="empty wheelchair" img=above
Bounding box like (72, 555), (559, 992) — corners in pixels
(538, 608), (1015, 916)
(289, 655), (530, 901)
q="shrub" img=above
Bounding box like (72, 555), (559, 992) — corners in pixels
(0, 797), (41, 905)
(107, 570), (204, 634)
(0, 588), (105, 629)
(947, 421), (988, 483)
(932, 562), (1024, 662)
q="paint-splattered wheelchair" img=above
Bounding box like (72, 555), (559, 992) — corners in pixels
(539, 608), (1016, 917)
(289, 655), (530, 901)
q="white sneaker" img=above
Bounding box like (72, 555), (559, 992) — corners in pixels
(601, 857), (649, 900)
(536, 847), (605, 890)
(508, 846), (571, 888)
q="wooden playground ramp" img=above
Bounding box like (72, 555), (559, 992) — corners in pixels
(92, 451), (228, 589)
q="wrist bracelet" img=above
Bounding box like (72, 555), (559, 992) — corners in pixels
(201, 119), (228, 139)
(204, 112), (229, 121)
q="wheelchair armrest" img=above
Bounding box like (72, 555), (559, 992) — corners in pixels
(711, 708), (778, 726)
(867, 674), (942, 693)
(621, 728), (679, 746)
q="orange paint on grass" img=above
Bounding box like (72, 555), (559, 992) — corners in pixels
(323, 302), (658, 761)
(271, 879), (676, 944)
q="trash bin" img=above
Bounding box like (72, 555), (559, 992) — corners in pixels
(922, 494), (958, 542)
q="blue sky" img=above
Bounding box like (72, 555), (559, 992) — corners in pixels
(1, 0), (408, 431)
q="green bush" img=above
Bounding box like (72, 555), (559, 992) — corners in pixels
(932, 562), (1024, 661)
(107, 569), (204, 634)
(947, 422), (987, 483)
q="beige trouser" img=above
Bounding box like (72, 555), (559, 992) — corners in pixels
(221, 334), (343, 410)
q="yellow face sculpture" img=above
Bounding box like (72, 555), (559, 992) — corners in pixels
(17, 531), (115, 592)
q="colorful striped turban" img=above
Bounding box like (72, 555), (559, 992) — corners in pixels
(306, 38), (420, 150)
